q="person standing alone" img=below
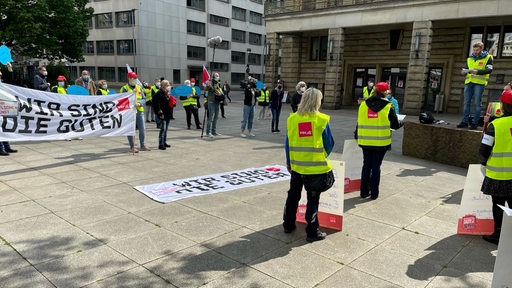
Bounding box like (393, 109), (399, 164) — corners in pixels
(457, 41), (493, 130)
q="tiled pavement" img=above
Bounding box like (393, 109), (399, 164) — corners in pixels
(0, 94), (496, 287)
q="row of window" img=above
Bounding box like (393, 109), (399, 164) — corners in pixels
(187, 21), (263, 45)
(187, 0), (263, 22)
(470, 25), (512, 58)
(187, 46), (262, 64)
(83, 40), (135, 55)
(89, 11), (134, 29)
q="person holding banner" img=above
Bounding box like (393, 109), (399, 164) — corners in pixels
(479, 90), (512, 245)
(283, 88), (335, 243)
(357, 82), (401, 200)
(96, 80), (110, 95)
(33, 66), (50, 92)
(51, 76), (68, 94)
(121, 72), (150, 153)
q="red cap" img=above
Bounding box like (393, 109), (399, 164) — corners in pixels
(57, 75), (66, 81)
(127, 72), (138, 79)
(190, 78), (195, 82)
(500, 90), (512, 105)
(374, 82), (389, 93)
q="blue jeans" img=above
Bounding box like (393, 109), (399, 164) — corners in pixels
(283, 170), (321, 236)
(360, 148), (387, 199)
(127, 111), (145, 148)
(158, 117), (170, 146)
(462, 83), (485, 125)
(207, 102), (220, 134)
(241, 105), (254, 131)
(271, 107), (281, 131)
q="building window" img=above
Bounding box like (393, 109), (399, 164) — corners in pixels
(248, 53), (261, 65)
(211, 62), (229, 72)
(187, 20), (205, 36)
(502, 26), (512, 57)
(97, 40), (114, 54)
(187, 46), (206, 60)
(310, 36), (328, 61)
(249, 11), (262, 25)
(231, 72), (245, 85)
(83, 41), (94, 54)
(187, 0), (205, 11)
(231, 51), (245, 64)
(117, 40), (135, 54)
(118, 67), (134, 82)
(232, 29), (246, 43)
(250, 0), (263, 3)
(95, 13), (113, 28)
(98, 67), (116, 82)
(232, 6), (246, 21)
(116, 11), (135, 27)
(87, 18), (93, 29)
(249, 33), (262, 45)
(218, 40), (230, 50)
(486, 26), (501, 57)
(210, 14), (229, 27)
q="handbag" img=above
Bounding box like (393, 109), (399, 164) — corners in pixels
(302, 170), (335, 197)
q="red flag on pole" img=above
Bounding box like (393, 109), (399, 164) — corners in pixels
(202, 65), (210, 85)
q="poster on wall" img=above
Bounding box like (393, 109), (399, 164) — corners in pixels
(457, 164), (494, 235)
(296, 160), (344, 231)
(356, 77), (363, 87)
(340, 139), (362, 193)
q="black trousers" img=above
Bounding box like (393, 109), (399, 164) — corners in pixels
(283, 170), (321, 236)
(360, 148), (387, 198)
(184, 105), (201, 128)
(492, 196), (512, 234)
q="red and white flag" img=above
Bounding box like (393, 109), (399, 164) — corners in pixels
(202, 65), (210, 84)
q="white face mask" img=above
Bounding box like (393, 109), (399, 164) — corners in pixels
(191, 83), (195, 87)
(102, 84), (108, 89)
(155, 82), (161, 88)
(82, 75), (89, 80)
(300, 87), (306, 93)
(129, 79), (136, 86)
(42, 71), (48, 76)
(58, 82), (64, 87)
(186, 84), (191, 87)
(166, 86), (171, 92)
(215, 77), (220, 82)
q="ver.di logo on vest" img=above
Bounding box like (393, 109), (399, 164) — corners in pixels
(367, 108), (378, 118)
(298, 122), (313, 137)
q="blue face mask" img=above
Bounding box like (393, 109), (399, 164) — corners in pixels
(215, 77), (220, 81)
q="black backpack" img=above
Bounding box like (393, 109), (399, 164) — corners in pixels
(419, 112), (435, 124)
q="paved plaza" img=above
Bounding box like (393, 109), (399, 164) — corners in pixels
(0, 94), (496, 287)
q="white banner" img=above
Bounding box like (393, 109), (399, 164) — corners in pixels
(0, 83), (136, 141)
(134, 165), (290, 203)
(340, 139), (362, 193)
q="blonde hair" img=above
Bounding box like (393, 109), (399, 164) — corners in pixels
(295, 81), (306, 91)
(97, 80), (107, 87)
(297, 88), (322, 115)
(473, 41), (484, 49)
(161, 80), (170, 89)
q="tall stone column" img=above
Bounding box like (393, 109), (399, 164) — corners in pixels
(404, 21), (433, 114)
(324, 27), (344, 109)
(280, 35), (301, 91)
(264, 32), (279, 88)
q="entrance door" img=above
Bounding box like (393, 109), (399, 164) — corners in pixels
(381, 67), (407, 108)
(352, 67), (376, 102)
(425, 68), (443, 112)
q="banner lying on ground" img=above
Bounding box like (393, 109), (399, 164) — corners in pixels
(457, 164), (493, 235)
(134, 165), (291, 203)
(0, 83), (135, 141)
(296, 160), (344, 231)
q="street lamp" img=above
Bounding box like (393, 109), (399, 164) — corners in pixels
(262, 40), (270, 83)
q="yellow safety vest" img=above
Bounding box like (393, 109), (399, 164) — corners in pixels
(98, 88), (109, 95)
(182, 87), (197, 107)
(120, 84), (144, 112)
(148, 86), (158, 102)
(362, 86), (374, 99)
(488, 102), (503, 118)
(465, 54), (493, 86)
(485, 116), (512, 180)
(258, 90), (269, 103)
(287, 112), (332, 175)
(357, 101), (392, 146)
(51, 86), (67, 94)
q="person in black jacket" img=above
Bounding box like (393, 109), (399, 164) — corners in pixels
(241, 78), (258, 137)
(270, 83), (284, 133)
(357, 82), (402, 200)
(290, 81), (306, 112)
(152, 80), (173, 150)
(33, 66), (50, 91)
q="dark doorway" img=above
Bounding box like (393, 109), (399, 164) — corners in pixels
(352, 67), (376, 102)
(381, 67), (407, 108)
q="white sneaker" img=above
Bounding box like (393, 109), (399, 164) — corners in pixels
(213, 133), (222, 136)
(241, 133), (247, 138)
(76, 137), (83, 140)
(207, 133), (213, 138)
(249, 133), (256, 137)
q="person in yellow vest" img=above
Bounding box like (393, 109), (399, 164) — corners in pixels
(96, 80), (109, 95)
(181, 79), (202, 130)
(51, 75), (68, 94)
(357, 82), (401, 200)
(479, 90), (512, 245)
(120, 71), (150, 153)
(147, 79), (160, 124)
(362, 81), (374, 100)
(258, 86), (270, 120)
(457, 41), (493, 130)
(283, 88), (335, 242)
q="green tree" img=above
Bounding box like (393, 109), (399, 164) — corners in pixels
(0, 0), (94, 62)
